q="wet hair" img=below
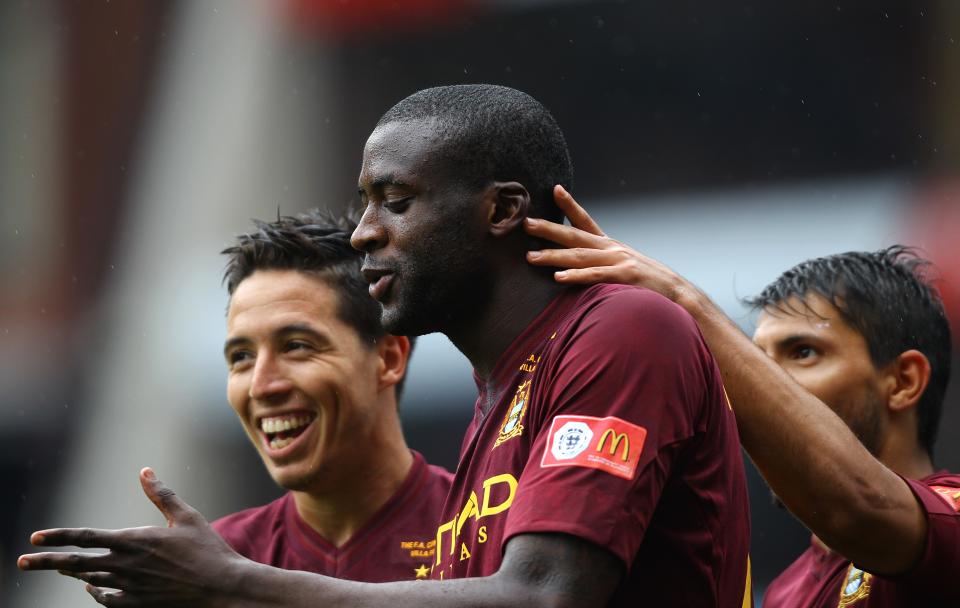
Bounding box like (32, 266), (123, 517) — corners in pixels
(746, 246), (952, 457)
(376, 84), (573, 222)
(222, 209), (413, 396)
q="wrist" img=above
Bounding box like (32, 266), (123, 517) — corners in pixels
(216, 556), (267, 608)
(670, 280), (709, 319)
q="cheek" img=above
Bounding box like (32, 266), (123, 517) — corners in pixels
(785, 365), (845, 409)
(226, 377), (249, 418)
(792, 362), (873, 416)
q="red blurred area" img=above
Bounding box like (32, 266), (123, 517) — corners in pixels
(285, 0), (472, 37)
(906, 177), (960, 341)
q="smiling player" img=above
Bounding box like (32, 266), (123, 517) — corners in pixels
(213, 210), (452, 581)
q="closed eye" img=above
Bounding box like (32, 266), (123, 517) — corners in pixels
(384, 197), (413, 213)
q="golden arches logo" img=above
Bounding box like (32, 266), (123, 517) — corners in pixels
(596, 429), (630, 461)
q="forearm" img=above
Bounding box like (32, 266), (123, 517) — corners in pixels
(235, 565), (554, 608)
(23, 495), (619, 608)
(232, 532), (620, 608)
(526, 189), (927, 572)
(678, 287), (925, 573)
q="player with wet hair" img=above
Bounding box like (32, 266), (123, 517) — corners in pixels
(522, 187), (960, 606)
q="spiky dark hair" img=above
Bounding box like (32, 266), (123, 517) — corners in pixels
(222, 209), (385, 338)
(746, 246), (952, 456)
(222, 208), (416, 397)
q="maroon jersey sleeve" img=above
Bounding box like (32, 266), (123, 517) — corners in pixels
(882, 474), (960, 598)
(503, 288), (722, 568)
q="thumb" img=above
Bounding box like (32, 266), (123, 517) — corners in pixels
(139, 467), (201, 527)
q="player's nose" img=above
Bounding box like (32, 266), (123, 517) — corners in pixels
(351, 205), (386, 253)
(249, 352), (293, 402)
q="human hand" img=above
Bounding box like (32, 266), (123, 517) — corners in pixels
(18, 468), (250, 607)
(525, 185), (694, 306)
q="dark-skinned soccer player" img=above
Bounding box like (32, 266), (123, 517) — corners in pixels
(20, 85), (752, 608)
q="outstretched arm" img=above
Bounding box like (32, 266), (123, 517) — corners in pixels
(19, 468), (622, 607)
(523, 186), (927, 575)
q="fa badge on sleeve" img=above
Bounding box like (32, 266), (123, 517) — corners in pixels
(540, 415), (646, 480)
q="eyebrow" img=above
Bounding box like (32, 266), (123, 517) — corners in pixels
(773, 334), (820, 350)
(358, 173), (412, 194)
(223, 323), (331, 358)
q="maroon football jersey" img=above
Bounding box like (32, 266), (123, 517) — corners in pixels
(763, 472), (960, 607)
(432, 284), (752, 607)
(212, 451), (452, 582)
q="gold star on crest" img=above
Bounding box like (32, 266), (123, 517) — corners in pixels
(414, 564), (429, 579)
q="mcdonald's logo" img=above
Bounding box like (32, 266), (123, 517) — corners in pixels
(596, 429), (630, 461)
(541, 414), (646, 480)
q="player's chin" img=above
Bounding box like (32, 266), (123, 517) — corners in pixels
(381, 301), (424, 337)
(383, 293), (450, 338)
(270, 465), (318, 492)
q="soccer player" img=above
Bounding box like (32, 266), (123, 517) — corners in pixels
(213, 210), (452, 581)
(20, 85), (752, 607)
(522, 187), (960, 605)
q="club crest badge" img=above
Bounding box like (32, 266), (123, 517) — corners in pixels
(494, 380), (531, 448)
(837, 564), (872, 607)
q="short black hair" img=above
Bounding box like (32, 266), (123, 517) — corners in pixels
(746, 246), (952, 457)
(222, 209), (414, 396)
(376, 84), (573, 222)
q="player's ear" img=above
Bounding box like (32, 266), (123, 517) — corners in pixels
(377, 334), (411, 393)
(885, 349), (931, 413)
(486, 181), (531, 237)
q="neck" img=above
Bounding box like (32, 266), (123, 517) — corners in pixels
(876, 413), (935, 480)
(878, 443), (934, 481)
(446, 265), (565, 379)
(291, 421), (413, 547)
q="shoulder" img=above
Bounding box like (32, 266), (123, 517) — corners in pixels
(211, 494), (289, 550)
(873, 472), (960, 599)
(401, 452), (453, 516)
(555, 284), (710, 364)
(573, 283), (692, 316)
(567, 284), (701, 340)
(425, 463), (455, 491)
(911, 472), (960, 515)
(924, 471), (960, 487)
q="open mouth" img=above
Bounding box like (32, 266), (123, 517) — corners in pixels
(259, 413), (316, 451)
(361, 266), (395, 302)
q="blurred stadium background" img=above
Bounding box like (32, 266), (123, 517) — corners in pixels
(3, 1), (959, 605)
